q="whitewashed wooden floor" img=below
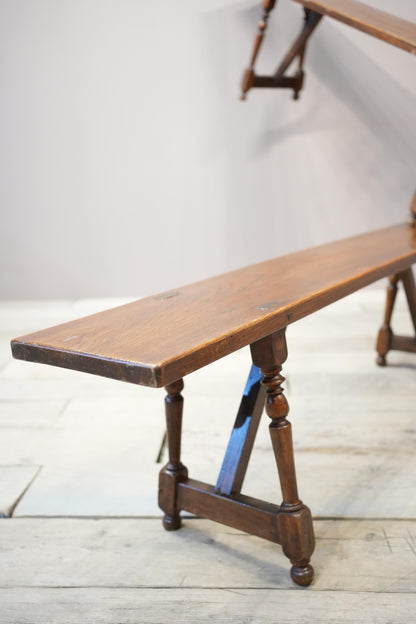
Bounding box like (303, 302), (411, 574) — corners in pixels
(1, 288), (416, 622)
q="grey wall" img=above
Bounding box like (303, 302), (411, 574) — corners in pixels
(1, 0), (415, 299)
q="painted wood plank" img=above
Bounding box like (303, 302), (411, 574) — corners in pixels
(13, 464), (162, 517)
(11, 395), (166, 516)
(1, 587), (416, 624)
(0, 400), (67, 429)
(2, 518), (416, 593)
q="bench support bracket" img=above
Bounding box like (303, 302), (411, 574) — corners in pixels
(241, 2), (322, 100)
(159, 329), (315, 587)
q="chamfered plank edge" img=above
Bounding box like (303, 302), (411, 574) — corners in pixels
(10, 342), (162, 387)
(291, 0), (416, 54)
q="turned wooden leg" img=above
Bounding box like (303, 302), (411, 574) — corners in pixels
(241, 0), (277, 100)
(158, 379), (188, 531)
(251, 329), (315, 586)
(376, 274), (399, 366)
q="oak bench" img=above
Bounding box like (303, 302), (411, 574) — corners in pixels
(11, 222), (416, 586)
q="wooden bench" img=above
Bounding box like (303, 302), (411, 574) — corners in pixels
(11, 221), (416, 586)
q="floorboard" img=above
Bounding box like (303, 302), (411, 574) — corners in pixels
(1, 291), (416, 621)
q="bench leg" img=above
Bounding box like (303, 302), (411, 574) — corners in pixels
(251, 329), (315, 586)
(376, 274), (399, 366)
(158, 379), (188, 531)
(376, 269), (416, 366)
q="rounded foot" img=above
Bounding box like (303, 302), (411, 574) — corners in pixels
(376, 354), (386, 367)
(290, 563), (314, 586)
(162, 514), (182, 531)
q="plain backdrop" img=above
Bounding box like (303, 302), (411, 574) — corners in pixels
(1, 0), (415, 299)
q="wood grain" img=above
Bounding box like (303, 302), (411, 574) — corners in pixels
(2, 518), (416, 595)
(11, 223), (416, 387)
(291, 0), (416, 54)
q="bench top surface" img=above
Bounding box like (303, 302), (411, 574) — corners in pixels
(11, 223), (416, 388)
(292, 0), (416, 54)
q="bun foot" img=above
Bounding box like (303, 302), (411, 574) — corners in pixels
(376, 354), (386, 367)
(162, 514), (182, 531)
(290, 562), (314, 586)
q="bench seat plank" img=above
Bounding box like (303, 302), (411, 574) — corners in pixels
(291, 0), (416, 54)
(11, 223), (416, 388)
